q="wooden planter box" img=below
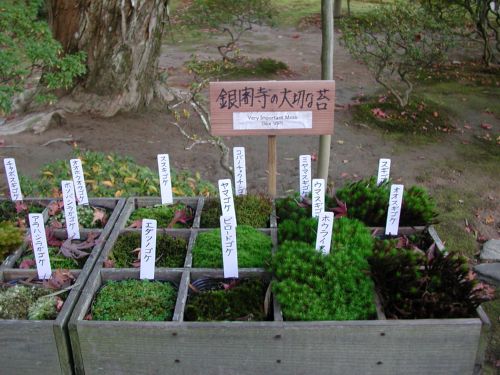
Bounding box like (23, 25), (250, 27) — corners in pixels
(69, 224), (490, 375)
(0, 198), (125, 375)
(116, 197), (203, 230)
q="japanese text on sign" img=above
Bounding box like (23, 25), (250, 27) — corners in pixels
(220, 216), (239, 278)
(70, 159), (89, 205)
(28, 214), (52, 279)
(3, 158), (23, 201)
(215, 87), (331, 111)
(377, 158), (391, 186)
(233, 147), (247, 196)
(312, 179), (325, 218)
(140, 219), (157, 280)
(218, 179), (237, 225)
(385, 184), (404, 235)
(61, 180), (80, 240)
(299, 155), (312, 198)
(157, 154), (173, 204)
(315, 212), (334, 255)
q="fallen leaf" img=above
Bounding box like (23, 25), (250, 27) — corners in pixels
(458, 199), (464, 203)
(341, 173), (349, 177)
(481, 123), (492, 130)
(290, 34), (301, 38)
(464, 125), (473, 129)
(451, 180), (458, 184)
(433, 112), (439, 117)
(462, 141), (469, 145)
(14, 201), (28, 213)
(91, 207), (107, 225)
(337, 140), (344, 145)
(103, 260), (117, 268)
(486, 216), (494, 224)
(487, 195), (494, 201)
(126, 220), (143, 228)
(371, 108), (387, 118)
(55, 296), (64, 312)
(343, 160), (349, 163)
(395, 178), (403, 182)
(418, 156), (426, 160)
(19, 259), (36, 269)
(353, 174), (358, 178)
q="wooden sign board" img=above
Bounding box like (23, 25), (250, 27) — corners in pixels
(210, 80), (335, 136)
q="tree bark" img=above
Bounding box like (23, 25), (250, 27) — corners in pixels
(334, 0), (342, 18)
(46, 0), (169, 117)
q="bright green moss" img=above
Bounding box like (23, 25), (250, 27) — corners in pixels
(128, 202), (192, 228)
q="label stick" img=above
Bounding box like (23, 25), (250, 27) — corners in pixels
(28, 214), (52, 279)
(70, 159), (89, 205)
(157, 154), (173, 204)
(299, 155), (312, 198)
(218, 179), (237, 226)
(315, 212), (334, 255)
(140, 219), (157, 280)
(233, 147), (247, 196)
(377, 158), (391, 186)
(311, 179), (325, 218)
(385, 184), (404, 235)
(3, 158), (23, 201)
(220, 216), (238, 278)
(61, 180), (80, 240)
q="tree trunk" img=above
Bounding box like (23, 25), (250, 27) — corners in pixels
(46, 0), (169, 117)
(334, 0), (342, 18)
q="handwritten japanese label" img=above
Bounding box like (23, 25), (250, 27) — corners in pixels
(385, 184), (404, 235)
(28, 214), (52, 279)
(157, 154), (173, 204)
(140, 219), (157, 280)
(312, 179), (325, 218)
(233, 111), (312, 130)
(299, 155), (312, 198)
(218, 179), (237, 226)
(233, 147), (247, 196)
(377, 158), (391, 186)
(220, 216), (238, 278)
(61, 180), (80, 240)
(315, 212), (334, 255)
(70, 159), (89, 205)
(3, 158), (23, 201)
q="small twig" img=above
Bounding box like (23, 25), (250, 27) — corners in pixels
(352, 122), (374, 130)
(41, 137), (81, 147)
(0, 145), (22, 148)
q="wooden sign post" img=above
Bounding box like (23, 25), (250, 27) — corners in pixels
(210, 80), (335, 196)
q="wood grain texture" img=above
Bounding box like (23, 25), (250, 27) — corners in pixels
(210, 81), (335, 136)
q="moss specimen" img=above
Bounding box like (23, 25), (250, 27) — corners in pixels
(269, 217), (376, 321)
(278, 217), (319, 245)
(369, 237), (495, 319)
(128, 202), (193, 228)
(184, 279), (268, 322)
(0, 200), (45, 227)
(91, 279), (177, 321)
(18, 245), (87, 270)
(0, 221), (24, 262)
(55, 205), (108, 229)
(200, 194), (272, 228)
(275, 192), (311, 224)
(191, 226), (273, 268)
(108, 232), (187, 268)
(0, 285), (58, 320)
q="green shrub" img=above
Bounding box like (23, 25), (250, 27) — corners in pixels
(108, 232), (187, 268)
(191, 226), (273, 268)
(269, 217), (376, 321)
(17, 146), (217, 198)
(184, 278), (268, 322)
(91, 279), (177, 321)
(200, 194), (272, 228)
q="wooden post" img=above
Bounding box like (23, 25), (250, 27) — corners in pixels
(268, 135), (277, 196)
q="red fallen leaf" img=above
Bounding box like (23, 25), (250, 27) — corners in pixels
(222, 279), (237, 290)
(55, 296), (64, 312)
(182, 82), (188, 86)
(478, 237), (488, 243)
(51, 217), (64, 229)
(48, 201), (64, 216)
(462, 141), (469, 145)
(291, 34), (301, 38)
(487, 195), (494, 201)
(341, 173), (349, 177)
(451, 180), (458, 184)
(43, 268), (75, 289)
(91, 207), (107, 226)
(331, 198), (347, 218)
(311, 152), (318, 161)
(103, 259), (117, 268)
(418, 156), (426, 159)
(15, 201), (28, 213)
(129, 261), (141, 268)
(427, 243), (436, 261)
(395, 178), (403, 182)
(433, 112), (439, 117)
(371, 108), (386, 118)
(127, 220), (143, 228)
(481, 123), (492, 130)
(464, 125), (473, 129)
(46, 228), (63, 247)
(84, 314), (92, 321)
(16, 218), (27, 228)
(19, 259), (36, 269)
(353, 174), (358, 178)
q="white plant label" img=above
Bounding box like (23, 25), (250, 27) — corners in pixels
(233, 147), (247, 196)
(3, 158), (23, 201)
(157, 154), (173, 204)
(385, 184), (404, 235)
(61, 180), (80, 240)
(218, 179), (237, 226)
(220, 216), (238, 278)
(140, 219), (157, 280)
(299, 155), (312, 198)
(316, 212), (334, 255)
(28, 214), (52, 279)
(311, 179), (325, 218)
(233, 111), (312, 130)
(70, 159), (89, 205)
(377, 158), (391, 186)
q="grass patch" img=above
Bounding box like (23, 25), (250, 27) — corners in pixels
(227, 57), (290, 79)
(454, 137), (500, 180)
(481, 288), (500, 374)
(353, 97), (453, 134)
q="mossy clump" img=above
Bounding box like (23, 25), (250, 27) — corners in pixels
(0, 221), (25, 262)
(269, 217), (376, 321)
(55, 205), (108, 229)
(275, 192), (311, 224)
(0, 200), (45, 227)
(184, 278), (268, 322)
(191, 226), (273, 268)
(108, 232), (187, 268)
(369, 237), (495, 319)
(127, 202), (193, 228)
(18, 245), (87, 270)
(278, 217), (319, 245)
(91, 279), (178, 321)
(0, 285), (58, 320)
(200, 194), (272, 228)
